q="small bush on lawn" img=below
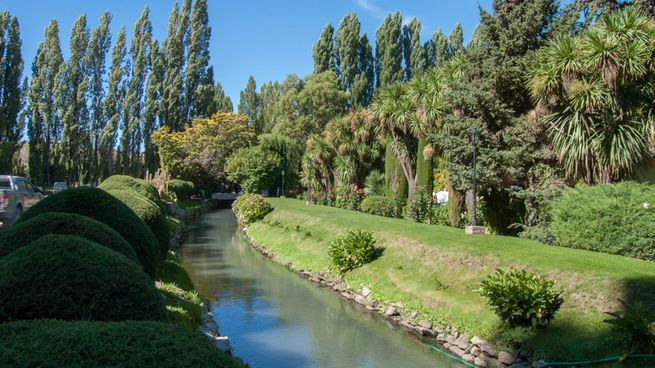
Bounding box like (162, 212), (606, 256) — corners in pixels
(478, 268), (563, 328)
(168, 179), (196, 200)
(549, 181), (655, 260)
(18, 187), (159, 277)
(0, 235), (166, 322)
(336, 184), (366, 211)
(360, 196), (398, 218)
(0, 320), (247, 368)
(431, 203), (450, 226)
(105, 188), (170, 261)
(328, 230), (379, 274)
(605, 300), (655, 354)
(310, 190), (335, 206)
(233, 193), (273, 224)
(98, 175), (162, 205)
(407, 186), (433, 223)
(0, 212), (137, 263)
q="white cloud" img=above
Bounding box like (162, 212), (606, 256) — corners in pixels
(354, 0), (385, 20)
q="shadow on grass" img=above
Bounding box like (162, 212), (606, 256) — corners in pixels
(484, 275), (655, 365)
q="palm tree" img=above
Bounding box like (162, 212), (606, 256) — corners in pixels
(529, 8), (655, 184)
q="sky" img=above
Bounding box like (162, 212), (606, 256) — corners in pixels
(2, 0), (494, 106)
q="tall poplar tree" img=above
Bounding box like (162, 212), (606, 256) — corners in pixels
(335, 13), (360, 92)
(100, 27), (126, 179)
(161, 1), (189, 131)
(432, 29), (449, 67)
(448, 22), (464, 56)
(350, 33), (374, 107)
(27, 20), (63, 185)
(312, 24), (335, 74)
(86, 12), (112, 183)
(375, 12), (403, 87)
(238, 75), (260, 133)
(185, 0), (211, 120)
(144, 39), (163, 176)
(121, 7), (152, 175)
(402, 17), (426, 80)
(0, 14), (23, 172)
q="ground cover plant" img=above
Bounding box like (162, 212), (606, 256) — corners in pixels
(0, 235), (166, 322)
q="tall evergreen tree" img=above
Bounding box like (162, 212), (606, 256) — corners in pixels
(85, 12), (112, 183)
(100, 27), (126, 179)
(258, 81), (282, 133)
(121, 7), (152, 175)
(402, 17), (426, 80)
(185, 0), (211, 120)
(448, 22), (464, 56)
(351, 33), (374, 107)
(335, 13), (361, 92)
(161, 1), (189, 131)
(0, 15), (23, 172)
(57, 14), (89, 183)
(238, 75), (260, 133)
(432, 29), (449, 67)
(375, 12), (403, 87)
(27, 20), (63, 185)
(312, 24), (335, 74)
(143, 39), (162, 176)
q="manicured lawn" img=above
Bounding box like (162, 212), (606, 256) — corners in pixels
(247, 198), (655, 361)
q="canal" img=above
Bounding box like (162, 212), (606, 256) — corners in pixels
(180, 210), (464, 368)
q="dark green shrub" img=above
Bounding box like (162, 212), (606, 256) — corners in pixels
(431, 204), (450, 226)
(478, 268), (563, 328)
(550, 182), (655, 260)
(605, 300), (655, 354)
(364, 170), (385, 196)
(0, 235), (166, 322)
(105, 189), (170, 261)
(407, 186), (433, 223)
(0, 320), (247, 368)
(328, 230), (379, 274)
(158, 251), (195, 291)
(360, 196), (398, 218)
(336, 184), (365, 211)
(232, 193), (273, 224)
(0, 212), (138, 263)
(168, 179), (196, 200)
(18, 187), (159, 277)
(98, 175), (162, 205)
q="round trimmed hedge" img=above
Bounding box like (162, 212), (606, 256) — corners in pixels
(18, 187), (159, 277)
(98, 175), (162, 205)
(0, 212), (138, 263)
(168, 179), (196, 200)
(105, 188), (170, 261)
(0, 320), (246, 368)
(0, 235), (166, 322)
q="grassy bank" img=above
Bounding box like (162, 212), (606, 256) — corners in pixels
(247, 198), (655, 361)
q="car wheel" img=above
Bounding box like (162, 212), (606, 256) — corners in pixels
(12, 206), (21, 226)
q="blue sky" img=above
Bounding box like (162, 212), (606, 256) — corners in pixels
(2, 0), (493, 106)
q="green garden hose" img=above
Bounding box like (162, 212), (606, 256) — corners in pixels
(426, 343), (655, 368)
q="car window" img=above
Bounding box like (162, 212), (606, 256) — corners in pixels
(17, 180), (29, 191)
(0, 179), (10, 189)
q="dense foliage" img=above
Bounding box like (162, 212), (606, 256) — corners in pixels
(167, 179), (196, 200)
(407, 186), (434, 223)
(360, 196), (398, 218)
(605, 300), (655, 354)
(335, 184), (365, 211)
(226, 146), (281, 193)
(98, 175), (162, 205)
(328, 229), (378, 274)
(18, 187), (159, 278)
(0, 320), (246, 368)
(549, 182), (655, 260)
(232, 193), (273, 225)
(0, 212), (137, 263)
(0, 235), (166, 322)
(478, 268), (563, 328)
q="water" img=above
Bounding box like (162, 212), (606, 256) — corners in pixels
(180, 210), (463, 368)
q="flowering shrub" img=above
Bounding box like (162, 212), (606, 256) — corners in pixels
(310, 190), (335, 207)
(232, 193), (273, 225)
(360, 196), (398, 218)
(336, 184), (365, 211)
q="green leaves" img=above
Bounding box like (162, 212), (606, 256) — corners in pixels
(605, 300), (655, 354)
(327, 229), (378, 274)
(232, 193), (273, 225)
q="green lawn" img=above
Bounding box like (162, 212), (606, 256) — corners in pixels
(247, 198), (655, 362)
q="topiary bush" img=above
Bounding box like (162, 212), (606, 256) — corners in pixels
(168, 179), (196, 200)
(407, 186), (434, 223)
(98, 175), (162, 205)
(0, 212), (137, 263)
(478, 268), (563, 328)
(104, 189), (170, 261)
(549, 182), (655, 260)
(0, 235), (166, 322)
(360, 196), (398, 218)
(232, 193), (273, 225)
(328, 230), (379, 274)
(18, 187), (159, 278)
(0, 320), (247, 368)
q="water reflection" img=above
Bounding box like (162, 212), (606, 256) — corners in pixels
(181, 210), (463, 368)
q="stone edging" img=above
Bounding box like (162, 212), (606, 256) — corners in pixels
(238, 219), (543, 368)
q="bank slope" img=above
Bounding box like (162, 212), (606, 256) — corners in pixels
(246, 198), (655, 362)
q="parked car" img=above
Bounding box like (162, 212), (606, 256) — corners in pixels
(53, 182), (68, 193)
(0, 175), (44, 228)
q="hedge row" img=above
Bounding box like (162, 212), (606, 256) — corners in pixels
(168, 179), (196, 200)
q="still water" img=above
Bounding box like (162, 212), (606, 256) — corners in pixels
(180, 210), (463, 368)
